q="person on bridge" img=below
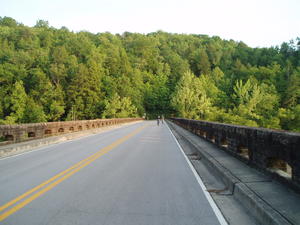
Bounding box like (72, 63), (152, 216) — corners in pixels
(161, 115), (164, 124)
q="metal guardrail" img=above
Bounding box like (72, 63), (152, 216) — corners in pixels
(169, 118), (300, 191)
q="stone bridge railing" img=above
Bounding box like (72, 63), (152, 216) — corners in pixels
(170, 118), (300, 191)
(0, 118), (142, 146)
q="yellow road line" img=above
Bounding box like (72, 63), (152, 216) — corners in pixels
(0, 135), (115, 212)
(0, 124), (146, 222)
(0, 152), (100, 212)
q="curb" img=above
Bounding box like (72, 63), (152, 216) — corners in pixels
(234, 183), (290, 225)
(0, 136), (67, 159)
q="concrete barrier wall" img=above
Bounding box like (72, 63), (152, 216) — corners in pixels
(170, 118), (300, 191)
(0, 118), (143, 145)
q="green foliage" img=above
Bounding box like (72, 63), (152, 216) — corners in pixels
(22, 98), (46, 123)
(0, 17), (18, 27)
(230, 79), (280, 128)
(191, 48), (211, 75)
(0, 17), (299, 131)
(34, 20), (49, 28)
(283, 68), (300, 107)
(4, 80), (27, 124)
(66, 63), (102, 120)
(171, 71), (212, 119)
(143, 73), (171, 116)
(278, 105), (300, 132)
(102, 94), (137, 118)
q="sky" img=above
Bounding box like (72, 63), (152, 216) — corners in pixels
(1, 0), (299, 48)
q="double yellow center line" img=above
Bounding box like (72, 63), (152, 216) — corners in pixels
(0, 124), (147, 222)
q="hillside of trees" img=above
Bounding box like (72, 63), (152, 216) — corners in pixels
(0, 17), (299, 131)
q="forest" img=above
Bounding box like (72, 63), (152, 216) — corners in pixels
(0, 17), (299, 132)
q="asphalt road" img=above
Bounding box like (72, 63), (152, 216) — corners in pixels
(0, 121), (226, 225)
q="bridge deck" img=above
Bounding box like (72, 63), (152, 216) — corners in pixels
(0, 121), (225, 225)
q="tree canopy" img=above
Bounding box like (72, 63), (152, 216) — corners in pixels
(0, 17), (299, 132)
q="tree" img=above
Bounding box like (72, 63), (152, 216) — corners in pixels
(207, 41), (222, 67)
(283, 69), (300, 107)
(143, 73), (171, 117)
(27, 68), (65, 121)
(171, 71), (212, 119)
(102, 94), (137, 118)
(231, 79), (280, 128)
(4, 81), (27, 124)
(191, 49), (211, 75)
(66, 64), (102, 119)
(34, 20), (49, 28)
(211, 66), (224, 84)
(0, 17), (18, 27)
(279, 105), (300, 132)
(22, 98), (46, 123)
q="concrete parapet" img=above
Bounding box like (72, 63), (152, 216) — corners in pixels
(0, 118), (143, 145)
(169, 118), (300, 193)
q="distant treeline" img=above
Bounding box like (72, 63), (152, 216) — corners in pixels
(0, 17), (299, 131)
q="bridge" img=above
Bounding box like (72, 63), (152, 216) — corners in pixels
(0, 119), (299, 225)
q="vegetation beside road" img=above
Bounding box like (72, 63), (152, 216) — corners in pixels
(0, 17), (299, 131)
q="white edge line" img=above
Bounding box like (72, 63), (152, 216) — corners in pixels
(0, 122), (142, 161)
(165, 122), (228, 225)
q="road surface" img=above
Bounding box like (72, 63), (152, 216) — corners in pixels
(0, 121), (226, 225)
